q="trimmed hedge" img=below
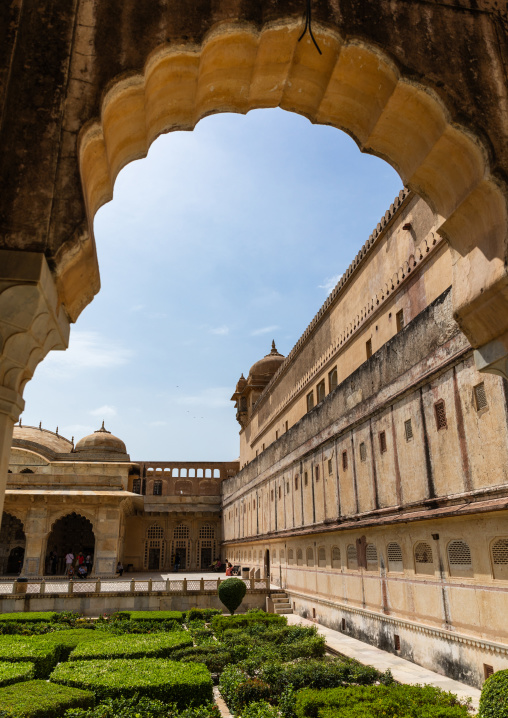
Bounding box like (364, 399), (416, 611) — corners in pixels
(0, 679), (93, 717)
(295, 685), (471, 718)
(211, 614), (286, 635)
(259, 657), (388, 692)
(62, 696), (222, 717)
(479, 669), (508, 718)
(34, 629), (106, 661)
(121, 611), (184, 623)
(0, 662), (34, 688)
(50, 658), (213, 707)
(0, 637), (59, 678)
(218, 578), (247, 615)
(185, 609), (221, 622)
(172, 645), (234, 674)
(0, 614), (58, 624)
(70, 632), (192, 661)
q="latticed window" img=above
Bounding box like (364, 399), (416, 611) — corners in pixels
(199, 524), (215, 539)
(366, 544), (378, 571)
(404, 419), (413, 441)
(306, 547), (314, 566)
(379, 431), (387, 453)
(359, 442), (367, 462)
(174, 524), (189, 539)
(147, 524), (164, 539)
(132, 478), (141, 494)
(347, 544), (358, 569)
(415, 542), (433, 564)
(297, 549), (303, 566)
(434, 400), (447, 430)
(474, 382), (488, 411)
(331, 546), (341, 568)
(318, 547), (326, 567)
(387, 542), (403, 572)
(492, 539), (508, 580)
(342, 451), (348, 470)
(447, 540), (473, 577)
(153, 480), (162, 496)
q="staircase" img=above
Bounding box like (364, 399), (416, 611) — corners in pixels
(271, 590), (293, 614)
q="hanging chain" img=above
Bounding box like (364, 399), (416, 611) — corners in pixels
(298, 0), (322, 55)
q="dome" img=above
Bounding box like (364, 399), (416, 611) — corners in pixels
(75, 422), (127, 455)
(248, 341), (285, 379)
(13, 424), (73, 454)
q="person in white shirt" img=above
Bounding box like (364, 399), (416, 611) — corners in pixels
(65, 550), (74, 576)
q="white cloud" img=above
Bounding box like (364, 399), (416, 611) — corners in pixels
(176, 387), (230, 409)
(319, 274), (343, 295)
(40, 331), (133, 377)
(90, 405), (117, 418)
(209, 325), (229, 336)
(251, 325), (279, 337)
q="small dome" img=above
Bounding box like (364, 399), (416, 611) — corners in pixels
(13, 425), (73, 454)
(235, 374), (247, 392)
(75, 422), (127, 455)
(249, 340), (285, 379)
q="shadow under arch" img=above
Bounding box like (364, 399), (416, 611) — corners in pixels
(0, 513), (25, 575)
(78, 19), (508, 351)
(45, 512), (95, 576)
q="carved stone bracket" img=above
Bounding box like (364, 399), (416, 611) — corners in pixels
(0, 250), (70, 519)
(474, 332), (508, 381)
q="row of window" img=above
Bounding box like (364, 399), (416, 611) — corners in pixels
(144, 468), (221, 478)
(231, 538), (508, 580)
(146, 523), (216, 540)
(133, 478), (219, 496)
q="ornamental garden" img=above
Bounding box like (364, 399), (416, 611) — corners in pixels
(0, 579), (502, 717)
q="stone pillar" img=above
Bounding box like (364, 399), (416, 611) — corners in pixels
(94, 506), (122, 576)
(0, 251), (70, 521)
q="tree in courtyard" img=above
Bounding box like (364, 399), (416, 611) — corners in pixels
(218, 577), (247, 615)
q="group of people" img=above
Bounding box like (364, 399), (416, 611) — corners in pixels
(63, 550), (93, 578)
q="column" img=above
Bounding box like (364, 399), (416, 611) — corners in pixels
(0, 251), (70, 520)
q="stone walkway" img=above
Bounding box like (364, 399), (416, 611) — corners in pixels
(286, 614), (481, 711)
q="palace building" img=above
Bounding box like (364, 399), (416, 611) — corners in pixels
(4, 189), (508, 689)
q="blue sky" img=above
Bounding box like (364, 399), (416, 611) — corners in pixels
(22, 109), (402, 461)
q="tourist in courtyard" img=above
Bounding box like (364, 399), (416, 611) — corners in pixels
(85, 554), (92, 574)
(65, 549), (74, 576)
(77, 563), (87, 579)
(226, 562), (233, 576)
(116, 561), (124, 576)
(174, 553), (180, 572)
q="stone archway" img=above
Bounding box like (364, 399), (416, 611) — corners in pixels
(45, 513), (95, 576)
(0, 1), (507, 522)
(0, 513), (25, 576)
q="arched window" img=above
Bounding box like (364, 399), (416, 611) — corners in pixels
(153, 480), (162, 496)
(387, 542), (403, 572)
(447, 540), (473, 578)
(147, 524), (164, 539)
(144, 524), (165, 570)
(366, 544), (378, 571)
(288, 549), (294, 565)
(491, 538), (508, 580)
(414, 541), (434, 575)
(331, 546), (341, 569)
(175, 479), (193, 495)
(174, 524), (189, 539)
(280, 549), (285, 562)
(20, 468), (34, 474)
(297, 549), (303, 566)
(306, 547), (314, 567)
(318, 547), (326, 567)
(347, 544), (358, 570)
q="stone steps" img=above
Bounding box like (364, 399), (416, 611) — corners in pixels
(271, 590), (293, 614)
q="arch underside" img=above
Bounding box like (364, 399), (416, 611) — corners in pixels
(79, 20), (508, 350)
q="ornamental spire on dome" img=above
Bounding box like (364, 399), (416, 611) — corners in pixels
(270, 340), (278, 354)
(95, 421), (111, 434)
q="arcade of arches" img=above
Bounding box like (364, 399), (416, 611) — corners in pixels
(1, 0), (508, 693)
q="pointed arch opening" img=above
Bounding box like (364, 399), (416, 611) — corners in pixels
(46, 512), (95, 576)
(0, 513), (25, 575)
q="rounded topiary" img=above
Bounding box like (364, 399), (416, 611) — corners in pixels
(480, 669), (508, 718)
(218, 577), (247, 615)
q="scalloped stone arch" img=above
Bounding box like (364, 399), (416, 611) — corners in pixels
(79, 19), (507, 353)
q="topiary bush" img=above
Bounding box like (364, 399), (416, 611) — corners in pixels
(50, 658), (213, 708)
(69, 632), (192, 661)
(218, 578), (247, 615)
(0, 679), (93, 717)
(480, 669), (508, 718)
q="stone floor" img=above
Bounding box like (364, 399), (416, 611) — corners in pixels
(286, 614), (481, 711)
